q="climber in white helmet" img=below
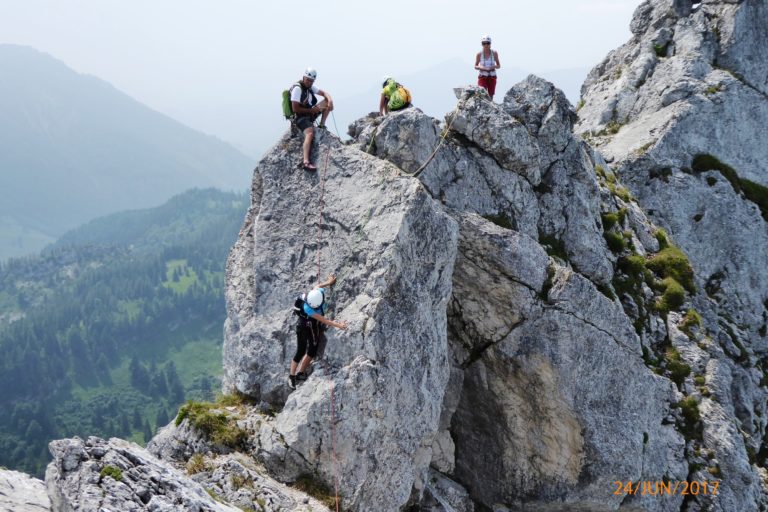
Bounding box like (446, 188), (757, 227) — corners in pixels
(289, 273), (348, 389)
(290, 67), (334, 171)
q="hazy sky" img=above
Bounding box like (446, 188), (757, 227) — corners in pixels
(0, 0), (641, 157)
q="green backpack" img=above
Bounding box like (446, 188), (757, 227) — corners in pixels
(281, 87), (295, 119)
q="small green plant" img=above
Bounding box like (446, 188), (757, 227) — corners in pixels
(539, 234), (568, 261)
(665, 347), (692, 386)
(707, 466), (721, 477)
(694, 375), (706, 386)
(186, 453), (208, 475)
(293, 474), (340, 510)
(606, 120), (623, 135)
(231, 473), (253, 490)
(678, 396), (701, 441)
(653, 43), (668, 57)
(656, 277), (686, 314)
(604, 231), (626, 253)
(576, 99), (586, 111)
(654, 228), (669, 249)
(647, 246), (695, 293)
(635, 140), (655, 155)
(176, 401), (248, 449)
(705, 84), (722, 95)
(99, 465), (123, 482)
(680, 309), (703, 338)
(601, 212), (620, 230)
(595, 164), (606, 178)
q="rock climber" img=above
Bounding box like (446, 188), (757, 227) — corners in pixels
(291, 67), (334, 171)
(475, 35), (500, 100)
(289, 274), (348, 389)
(379, 76), (412, 115)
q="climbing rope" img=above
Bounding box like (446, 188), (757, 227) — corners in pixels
(313, 141), (341, 512)
(316, 144), (331, 279)
(330, 110), (342, 140)
(409, 102), (462, 178)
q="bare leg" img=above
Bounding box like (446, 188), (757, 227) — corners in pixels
(297, 355), (314, 374)
(303, 127), (314, 164)
(290, 360), (298, 376)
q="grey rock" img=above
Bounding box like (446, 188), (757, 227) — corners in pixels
(578, 0), (768, 509)
(46, 436), (239, 512)
(0, 469), (50, 511)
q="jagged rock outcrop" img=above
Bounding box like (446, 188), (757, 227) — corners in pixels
(0, 468), (50, 511)
(219, 70), (748, 510)
(577, 1), (768, 510)
(46, 436), (240, 511)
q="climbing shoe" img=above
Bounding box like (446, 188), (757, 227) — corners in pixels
(288, 375), (297, 390)
(296, 372), (308, 382)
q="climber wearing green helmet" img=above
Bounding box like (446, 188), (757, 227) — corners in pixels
(379, 77), (412, 115)
(291, 67), (334, 171)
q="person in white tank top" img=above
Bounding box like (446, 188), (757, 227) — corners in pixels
(475, 35), (501, 100)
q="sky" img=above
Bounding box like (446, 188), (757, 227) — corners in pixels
(0, 0), (642, 158)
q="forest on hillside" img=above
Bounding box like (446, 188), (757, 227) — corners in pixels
(0, 188), (248, 476)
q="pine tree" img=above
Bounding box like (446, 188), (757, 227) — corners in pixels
(143, 420), (153, 443)
(155, 407), (169, 430)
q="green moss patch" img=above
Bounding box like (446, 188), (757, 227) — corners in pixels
(176, 401), (248, 449)
(665, 347), (692, 386)
(483, 213), (514, 230)
(100, 465), (123, 482)
(680, 309), (703, 338)
(604, 231), (626, 253)
(647, 246), (695, 293)
(656, 277), (686, 314)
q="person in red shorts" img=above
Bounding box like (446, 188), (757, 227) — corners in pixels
(475, 35), (500, 100)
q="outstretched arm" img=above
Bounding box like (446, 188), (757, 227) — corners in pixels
(317, 274), (337, 288)
(311, 313), (348, 330)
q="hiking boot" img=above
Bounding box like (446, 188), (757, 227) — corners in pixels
(296, 372), (308, 382)
(288, 375), (297, 390)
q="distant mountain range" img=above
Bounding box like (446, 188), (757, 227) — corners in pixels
(0, 45), (254, 260)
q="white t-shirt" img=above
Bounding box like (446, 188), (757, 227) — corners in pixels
(290, 83), (320, 104)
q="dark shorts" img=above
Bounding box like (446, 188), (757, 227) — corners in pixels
(293, 320), (326, 362)
(296, 114), (318, 132)
(478, 76), (497, 98)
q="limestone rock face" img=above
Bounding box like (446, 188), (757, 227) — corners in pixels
(45, 436), (240, 512)
(222, 128), (459, 511)
(577, 0), (768, 510)
(0, 469), (50, 511)
(220, 69), (718, 510)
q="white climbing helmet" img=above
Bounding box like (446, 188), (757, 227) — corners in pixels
(304, 67), (317, 80)
(481, 35), (492, 44)
(381, 75), (392, 87)
(307, 289), (324, 309)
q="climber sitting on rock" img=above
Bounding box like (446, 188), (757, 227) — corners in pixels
(379, 76), (412, 115)
(289, 273), (348, 389)
(291, 67), (334, 171)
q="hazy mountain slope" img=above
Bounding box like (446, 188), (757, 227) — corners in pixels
(0, 45), (253, 258)
(0, 188), (248, 477)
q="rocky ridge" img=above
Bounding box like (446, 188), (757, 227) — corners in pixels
(6, 1), (767, 510)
